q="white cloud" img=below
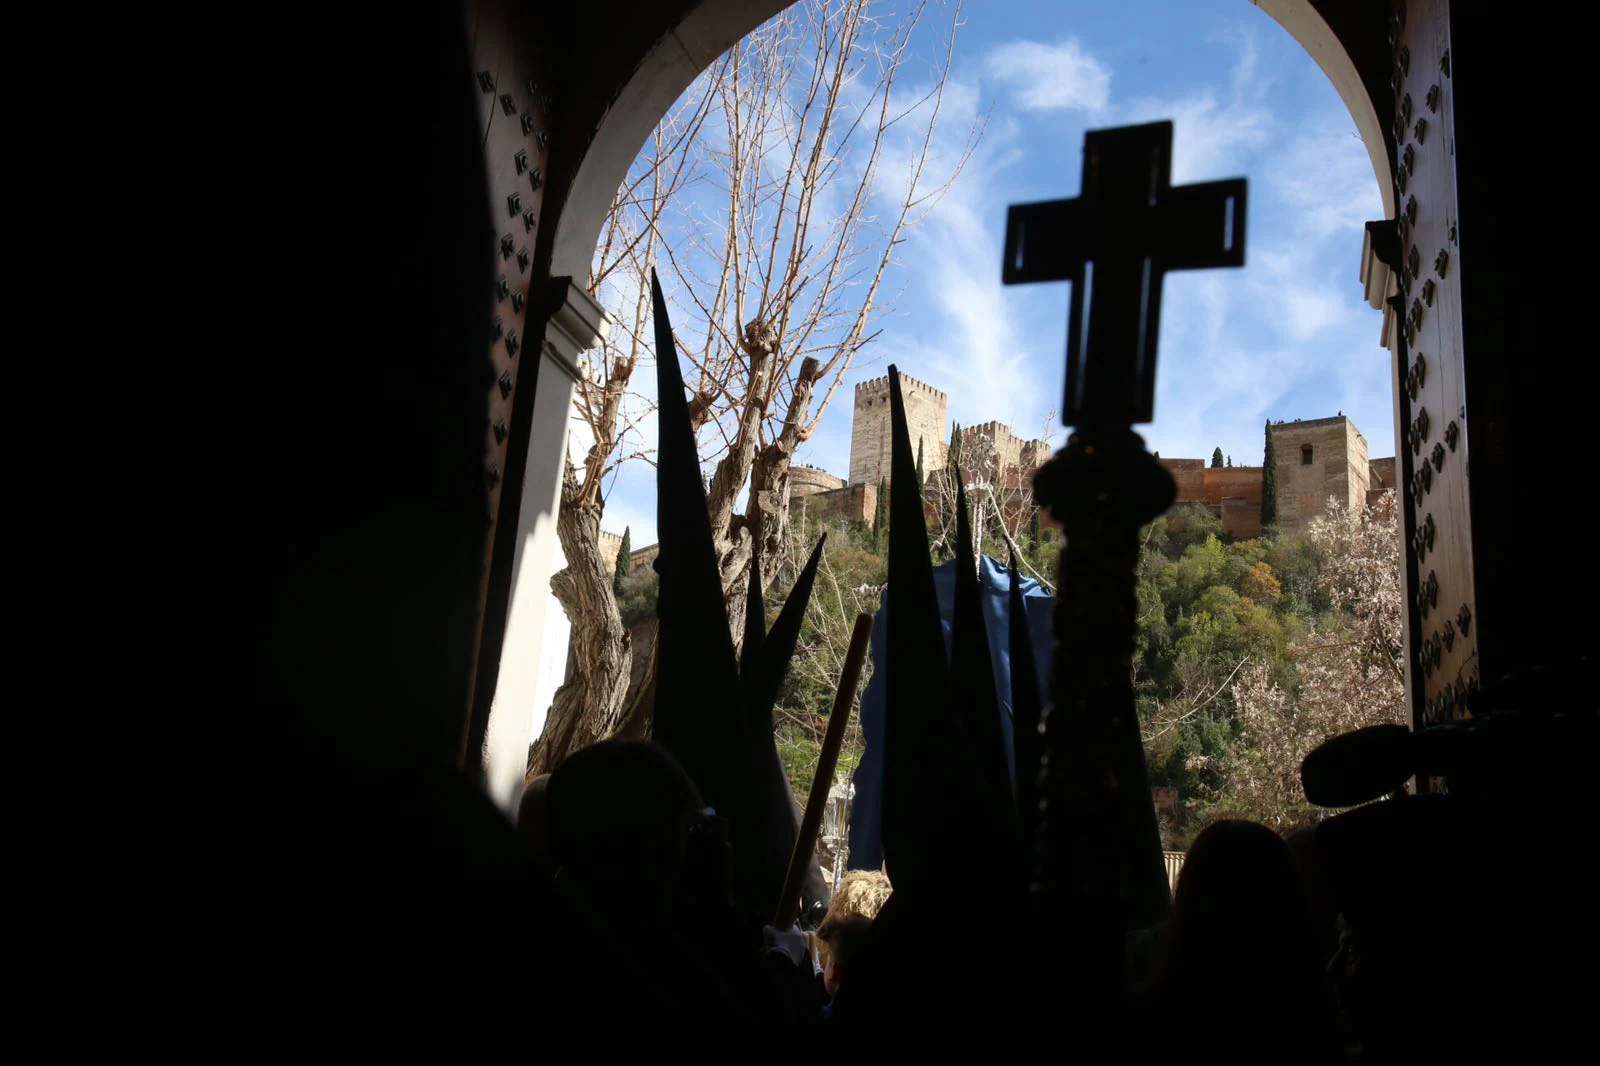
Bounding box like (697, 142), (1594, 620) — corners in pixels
(1278, 284), (1345, 342)
(884, 105), (1048, 436)
(585, 17), (1399, 548)
(983, 39), (1112, 113)
(1266, 116), (1382, 241)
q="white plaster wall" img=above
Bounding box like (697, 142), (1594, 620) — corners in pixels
(530, 541), (573, 751)
(482, 355), (578, 814)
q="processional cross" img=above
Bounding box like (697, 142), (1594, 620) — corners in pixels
(1001, 121), (1247, 1027)
(1003, 120), (1246, 425)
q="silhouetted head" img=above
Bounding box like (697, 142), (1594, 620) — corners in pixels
(547, 741), (707, 912)
(1164, 820), (1320, 987)
(1144, 820), (1342, 1062)
(1139, 816), (1350, 1056)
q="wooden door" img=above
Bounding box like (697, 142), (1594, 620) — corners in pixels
(1390, 0), (1477, 727)
(460, 0), (554, 762)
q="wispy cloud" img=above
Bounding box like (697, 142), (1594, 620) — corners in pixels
(1118, 30), (1271, 182)
(1115, 27), (1389, 466)
(594, 14), (1395, 543)
(864, 70), (1048, 439)
(1266, 115), (1380, 241)
(983, 38), (1112, 113)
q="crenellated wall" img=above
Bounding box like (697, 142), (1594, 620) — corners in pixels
(849, 373), (947, 487)
(790, 464), (847, 498)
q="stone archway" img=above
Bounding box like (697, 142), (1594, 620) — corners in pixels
(548, 0), (794, 279)
(482, 0), (1401, 812)
(548, 0), (1393, 283)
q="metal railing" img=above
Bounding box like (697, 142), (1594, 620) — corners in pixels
(1164, 850), (1186, 893)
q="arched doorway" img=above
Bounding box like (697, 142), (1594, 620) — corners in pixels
(477, 0), (1472, 814)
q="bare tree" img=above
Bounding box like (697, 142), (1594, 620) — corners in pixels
(529, 94), (713, 775)
(531, 0), (979, 772)
(664, 0), (981, 647)
(624, 1), (979, 750)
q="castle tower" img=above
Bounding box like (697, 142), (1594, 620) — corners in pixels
(1268, 416), (1371, 530)
(849, 373), (947, 486)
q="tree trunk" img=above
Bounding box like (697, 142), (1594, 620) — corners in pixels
(615, 631), (656, 740)
(709, 355), (819, 660)
(705, 330), (777, 653)
(747, 356), (820, 586)
(527, 461), (631, 776)
(612, 354), (821, 745)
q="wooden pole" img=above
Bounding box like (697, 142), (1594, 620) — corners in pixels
(774, 612), (873, 928)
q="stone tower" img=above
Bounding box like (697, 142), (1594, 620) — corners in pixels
(1268, 416), (1371, 530)
(849, 373), (947, 486)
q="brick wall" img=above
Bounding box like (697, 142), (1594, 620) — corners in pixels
(1161, 458), (1207, 503)
(790, 464), (847, 498)
(1202, 466), (1263, 507)
(799, 481), (876, 525)
(1221, 496), (1262, 540)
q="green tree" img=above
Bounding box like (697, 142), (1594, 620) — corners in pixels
(1029, 507), (1043, 549)
(916, 438), (925, 487)
(1211, 447), (1224, 468)
(1261, 420), (1279, 528)
(873, 477), (888, 542)
(616, 557), (660, 629)
(1226, 455), (1232, 467)
(1239, 560), (1282, 605)
(613, 526), (631, 597)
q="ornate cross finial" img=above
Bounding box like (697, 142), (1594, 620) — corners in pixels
(1002, 121), (1247, 425)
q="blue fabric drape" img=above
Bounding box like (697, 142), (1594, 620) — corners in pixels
(846, 555), (1053, 872)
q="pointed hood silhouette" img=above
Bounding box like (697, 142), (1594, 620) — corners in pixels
(741, 553), (767, 685)
(741, 534), (829, 910)
(649, 269), (831, 912)
(833, 368), (1021, 1036)
(647, 269), (753, 867)
(1008, 549), (1045, 858)
(880, 366), (991, 894)
(951, 470), (1022, 871)
(745, 535), (825, 733)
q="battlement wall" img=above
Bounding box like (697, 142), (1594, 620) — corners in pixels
(854, 372), (947, 402)
(1369, 455), (1397, 489)
(798, 482), (877, 525)
(790, 464), (847, 498)
(596, 530), (623, 572)
(1161, 458), (1208, 503)
(851, 372), (947, 486)
(1203, 467), (1263, 508)
(1221, 496), (1262, 540)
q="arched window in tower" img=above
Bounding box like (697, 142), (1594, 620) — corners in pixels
(1301, 444), (1314, 466)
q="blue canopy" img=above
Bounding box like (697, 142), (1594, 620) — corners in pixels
(847, 554), (1053, 872)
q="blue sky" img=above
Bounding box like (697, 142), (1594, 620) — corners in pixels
(590, 0), (1389, 548)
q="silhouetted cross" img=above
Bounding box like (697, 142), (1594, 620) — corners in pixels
(1002, 121), (1247, 425)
